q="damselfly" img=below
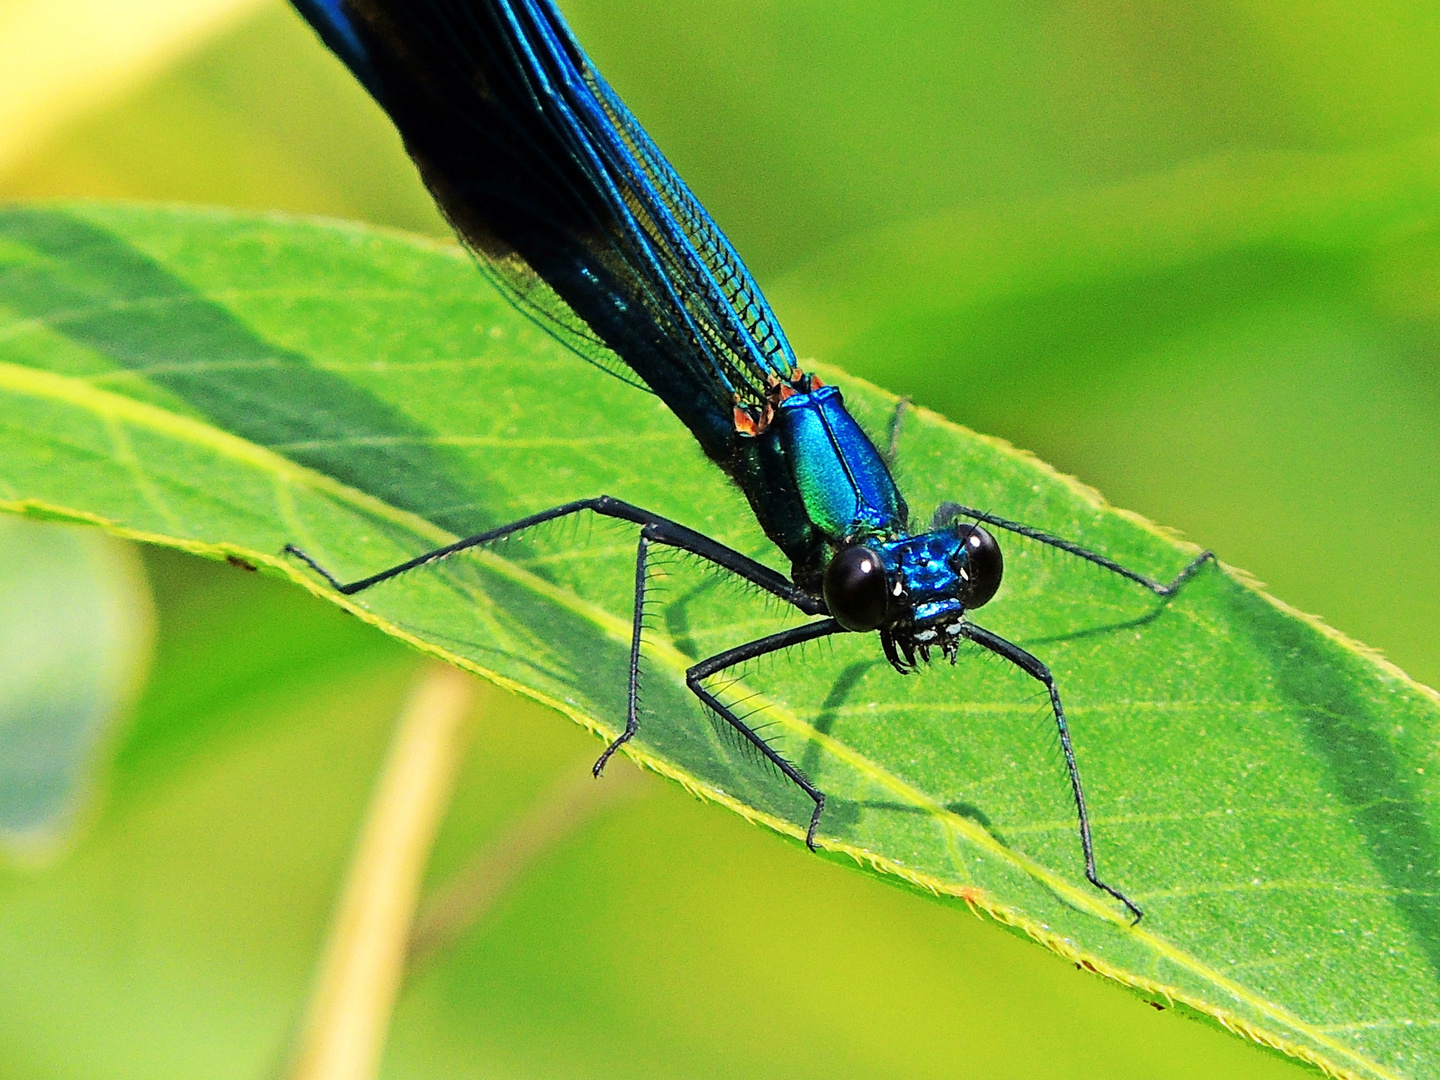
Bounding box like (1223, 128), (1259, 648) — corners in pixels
(285, 0), (1212, 922)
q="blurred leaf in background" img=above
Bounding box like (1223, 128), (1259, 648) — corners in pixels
(2, 1), (1436, 1079)
(0, 518), (152, 858)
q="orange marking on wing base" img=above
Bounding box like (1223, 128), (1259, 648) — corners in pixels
(734, 404), (762, 436)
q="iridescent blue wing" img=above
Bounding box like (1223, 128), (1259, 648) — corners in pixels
(289, 0), (800, 464)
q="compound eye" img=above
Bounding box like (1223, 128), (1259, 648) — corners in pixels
(823, 546), (890, 632)
(953, 524), (1003, 608)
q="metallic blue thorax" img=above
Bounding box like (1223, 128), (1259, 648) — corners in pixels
(774, 385), (907, 542)
(764, 384), (971, 626)
(743, 385), (967, 624)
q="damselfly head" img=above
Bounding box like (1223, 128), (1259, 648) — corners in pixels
(823, 525), (1004, 670)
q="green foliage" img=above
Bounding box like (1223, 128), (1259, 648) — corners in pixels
(0, 518), (151, 856)
(0, 542), (419, 1079)
(1, 201), (1436, 1079)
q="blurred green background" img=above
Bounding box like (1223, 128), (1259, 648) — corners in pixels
(2, 0), (1436, 1077)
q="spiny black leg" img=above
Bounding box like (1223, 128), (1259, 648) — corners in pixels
(594, 530), (651, 776)
(285, 497), (605, 594)
(932, 500), (1215, 596)
(883, 396), (912, 468)
(927, 504), (1209, 596)
(283, 494), (823, 614)
(686, 619), (844, 850)
(961, 621), (1143, 924)
(283, 543), (351, 593)
(285, 497), (834, 808)
(933, 502), (1214, 597)
(1156, 548), (1216, 594)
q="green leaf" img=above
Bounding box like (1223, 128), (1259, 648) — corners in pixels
(1, 201), (1436, 1080)
(0, 544), (426, 1080)
(0, 516), (152, 858)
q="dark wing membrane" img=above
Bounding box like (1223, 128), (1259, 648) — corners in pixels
(472, 248), (647, 396)
(289, 0), (799, 465)
(564, 21), (800, 385)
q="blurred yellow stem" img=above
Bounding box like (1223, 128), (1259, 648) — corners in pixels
(287, 662), (480, 1080)
(408, 760), (642, 966)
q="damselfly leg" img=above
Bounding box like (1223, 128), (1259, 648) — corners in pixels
(934, 502), (1215, 597)
(284, 495), (835, 834)
(884, 398), (1213, 597)
(960, 621), (1145, 923)
(684, 619), (843, 849)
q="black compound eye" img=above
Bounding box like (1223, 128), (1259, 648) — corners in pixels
(823, 546), (890, 632)
(953, 524), (1003, 608)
